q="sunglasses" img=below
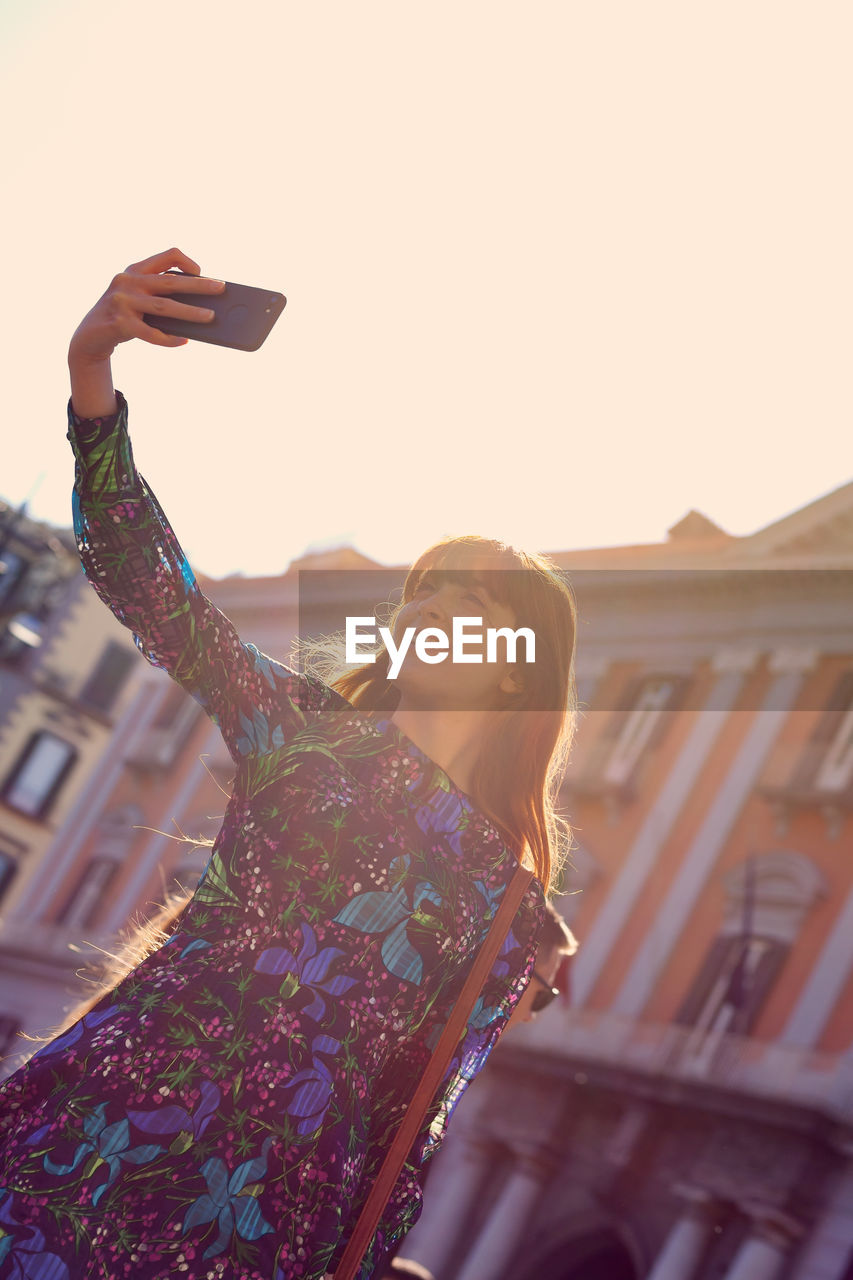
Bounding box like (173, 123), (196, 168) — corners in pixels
(531, 969), (560, 1013)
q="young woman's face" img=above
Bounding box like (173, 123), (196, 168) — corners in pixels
(390, 558), (525, 710)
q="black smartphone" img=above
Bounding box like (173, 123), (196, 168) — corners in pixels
(142, 272), (287, 352)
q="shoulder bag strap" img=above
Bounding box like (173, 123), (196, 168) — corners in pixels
(333, 860), (536, 1280)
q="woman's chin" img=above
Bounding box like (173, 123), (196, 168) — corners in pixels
(393, 668), (492, 712)
(393, 664), (455, 707)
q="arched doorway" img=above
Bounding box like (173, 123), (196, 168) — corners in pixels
(520, 1231), (639, 1280)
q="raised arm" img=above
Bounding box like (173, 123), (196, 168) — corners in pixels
(67, 248), (339, 762)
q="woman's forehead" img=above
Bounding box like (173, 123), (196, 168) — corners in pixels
(412, 547), (525, 615)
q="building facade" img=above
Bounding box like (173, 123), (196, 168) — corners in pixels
(397, 485), (853, 1280)
(0, 499), (149, 1070)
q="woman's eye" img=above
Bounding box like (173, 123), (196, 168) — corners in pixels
(413, 578), (483, 608)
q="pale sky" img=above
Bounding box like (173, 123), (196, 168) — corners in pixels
(2, 0), (851, 578)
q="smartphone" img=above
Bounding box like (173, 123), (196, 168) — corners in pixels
(142, 272), (287, 352)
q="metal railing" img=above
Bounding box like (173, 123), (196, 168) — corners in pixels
(514, 1006), (853, 1121)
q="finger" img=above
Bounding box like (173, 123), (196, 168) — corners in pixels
(125, 315), (193, 347)
(139, 294), (217, 323)
(142, 273), (226, 295)
(125, 247), (201, 276)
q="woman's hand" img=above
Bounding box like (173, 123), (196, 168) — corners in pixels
(69, 247), (226, 364)
(67, 247), (226, 418)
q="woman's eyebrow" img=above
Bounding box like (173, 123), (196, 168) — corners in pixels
(468, 575), (503, 615)
(471, 574), (500, 600)
(430, 569), (502, 613)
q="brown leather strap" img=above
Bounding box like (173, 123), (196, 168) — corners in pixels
(333, 861), (536, 1280)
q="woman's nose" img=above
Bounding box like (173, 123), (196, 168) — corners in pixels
(416, 588), (450, 626)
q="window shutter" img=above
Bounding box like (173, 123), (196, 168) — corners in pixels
(676, 935), (788, 1034)
(0, 854), (16, 904)
(733, 940), (789, 1035)
(790, 670), (853, 788)
(604, 674), (688, 790)
(79, 642), (136, 713)
(812, 671), (853, 743)
(604, 674), (648, 731)
(674, 935), (736, 1027)
(643, 674), (692, 754)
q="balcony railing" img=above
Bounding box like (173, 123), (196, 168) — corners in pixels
(510, 1006), (852, 1122)
(0, 918), (116, 965)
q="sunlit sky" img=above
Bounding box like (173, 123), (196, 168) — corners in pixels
(2, 1), (851, 579)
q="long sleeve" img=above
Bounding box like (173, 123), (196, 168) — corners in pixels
(67, 390), (340, 763)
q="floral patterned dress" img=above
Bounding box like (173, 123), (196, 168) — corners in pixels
(0, 391), (546, 1280)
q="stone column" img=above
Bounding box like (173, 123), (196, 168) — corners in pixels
(646, 1185), (724, 1280)
(724, 1204), (804, 1280)
(454, 1149), (555, 1280)
(395, 1133), (496, 1279)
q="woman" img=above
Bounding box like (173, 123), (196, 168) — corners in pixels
(0, 248), (579, 1280)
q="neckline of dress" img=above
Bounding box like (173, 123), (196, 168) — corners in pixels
(368, 712), (478, 805)
(361, 709), (539, 889)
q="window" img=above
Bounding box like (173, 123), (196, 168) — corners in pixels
(603, 676), (683, 787)
(813, 695), (853, 792)
(2, 732), (77, 819)
(0, 550), (24, 604)
(0, 612), (44, 665)
(674, 852), (823, 1046)
(79, 641), (136, 713)
(0, 852), (17, 905)
(792, 670), (853, 794)
(676, 934), (786, 1038)
(55, 857), (120, 929)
